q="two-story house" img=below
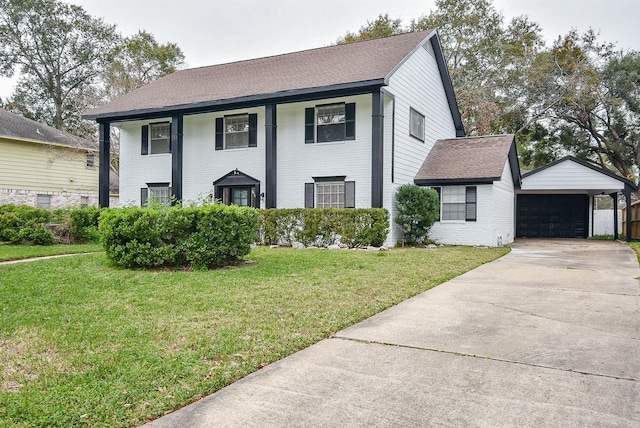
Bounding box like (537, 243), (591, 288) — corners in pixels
(84, 31), (636, 246)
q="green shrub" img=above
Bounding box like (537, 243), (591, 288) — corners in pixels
(394, 184), (440, 246)
(258, 208), (388, 248)
(0, 204), (54, 245)
(99, 205), (259, 270)
(69, 206), (103, 243)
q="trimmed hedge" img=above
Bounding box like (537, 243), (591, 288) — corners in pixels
(99, 205), (259, 269)
(258, 208), (389, 248)
(0, 204), (55, 245)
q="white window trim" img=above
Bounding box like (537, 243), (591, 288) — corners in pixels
(316, 103), (346, 143)
(149, 122), (171, 155)
(316, 181), (345, 208)
(224, 114), (250, 150)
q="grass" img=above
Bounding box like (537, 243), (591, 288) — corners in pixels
(0, 243), (102, 262)
(0, 245), (509, 427)
(626, 241), (640, 263)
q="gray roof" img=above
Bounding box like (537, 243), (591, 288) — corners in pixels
(0, 108), (95, 150)
(414, 135), (520, 186)
(85, 31), (452, 122)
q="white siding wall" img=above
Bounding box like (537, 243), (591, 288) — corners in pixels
(429, 161), (515, 247)
(521, 160), (623, 191)
(277, 95), (372, 209)
(384, 41), (458, 245)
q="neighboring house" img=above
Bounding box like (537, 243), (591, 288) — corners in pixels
(83, 31), (636, 246)
(0, 108), (100, 208)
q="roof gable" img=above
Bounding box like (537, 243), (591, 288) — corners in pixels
(0, 108), (95, 150)
(84, 31), (462, 126)
(521, 156), (637, 191)
(414, 135), (520, 186)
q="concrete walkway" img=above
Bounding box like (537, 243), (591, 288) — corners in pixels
(145, 239), (640, 427)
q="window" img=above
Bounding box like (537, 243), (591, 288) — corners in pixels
(316, 181), (345, 208)
(149, 122), (170, 154)
(37, 194), (51, 209)
(86, 152), (95, 168)
(317, 104), (346, 142)
(225, 114), (250, 149)
(305, 103), (355, 143)
(215, 114), (258, 150)
(410, 108), (425, 141)
(80, 196), (89, 208)
(440, 186), (477, 221)
(141, 183), (171, 207)
(304, 178), (355, 208)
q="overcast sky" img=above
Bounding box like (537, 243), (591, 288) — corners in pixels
(1, 0), (638, 100)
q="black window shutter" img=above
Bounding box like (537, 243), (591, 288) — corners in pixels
(141, 125), (149, 155)
(169, 123), (172, 152)
(215, 117), (224, 150)
(304, 107), (315, 144)
(248, 113), (258, 147)
(466, 186), (477, 221)
(345, 181), (355, 208)
(345, 103), (356, 140)
(141, 188), (148, 207)
(434, 187), (441, 221)
(305, 183), (314, 208)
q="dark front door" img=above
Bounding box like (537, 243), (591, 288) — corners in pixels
(517, 194), (589, 238)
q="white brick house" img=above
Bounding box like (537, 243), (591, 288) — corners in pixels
(84, 31), (637, 246)
(84, 31), (465, 246)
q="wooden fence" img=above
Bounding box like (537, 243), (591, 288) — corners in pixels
(622, 201), (640, 239)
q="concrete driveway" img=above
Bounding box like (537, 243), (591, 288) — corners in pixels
(145, 239), (640, 427)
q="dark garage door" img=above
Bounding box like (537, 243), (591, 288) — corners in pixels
(517, 194), (589, 238)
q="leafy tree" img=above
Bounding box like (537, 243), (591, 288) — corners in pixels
(394, 185), (440, 246)
(535, 30), (639, 178)
(0, 0), (118, 136)
(104, 30), (185, 99)
(337, 13), (405, 44)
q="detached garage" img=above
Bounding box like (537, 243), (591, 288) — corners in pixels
(518, 157), (637, 241)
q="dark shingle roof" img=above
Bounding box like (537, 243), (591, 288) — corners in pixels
(0, 108), (95, 150)
(414, 135), (519, 185)
(84, 31), (435, 121)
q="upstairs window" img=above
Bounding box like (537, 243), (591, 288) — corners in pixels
(410, 108), (425, 141)
(149, 122), (170, 154)
(225, 114), (250, 149)
(317, 104), (346, 142)
(86, 152), (95, 168)
(305, 103), (355, 143)
(141, 122), (171, 155)
(215, 113), (258, 150)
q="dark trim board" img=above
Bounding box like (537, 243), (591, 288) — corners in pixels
(87, 82), (386, 123)
(98, 122), (110, 208)
(415, 177), (500, 186)
(517, 194), (589, 239)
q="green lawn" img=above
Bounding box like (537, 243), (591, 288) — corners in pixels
(626, 241), (640, 263)
(0, 243), (102, 262)
(0, 245), (508, 427)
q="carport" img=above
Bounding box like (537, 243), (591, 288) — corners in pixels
(517, 157), (637, 241)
